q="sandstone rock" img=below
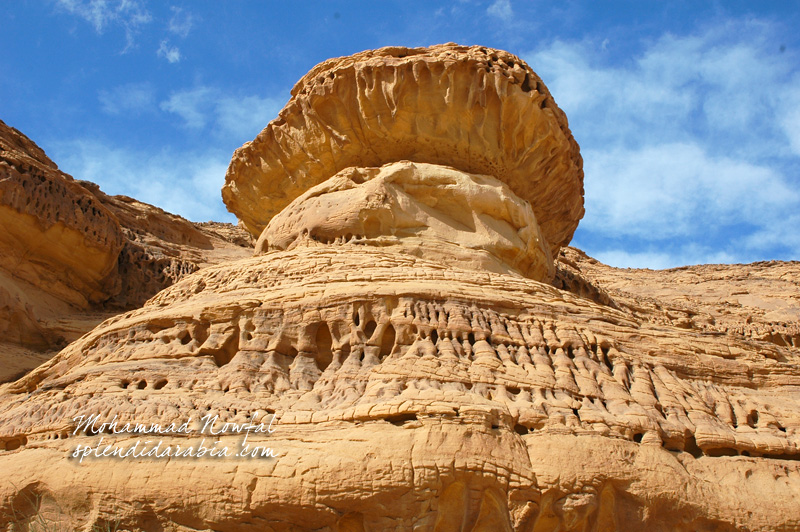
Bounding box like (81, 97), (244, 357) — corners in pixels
(80, 184), (254, 308)
(0, 119), (125, 309)
(554, 247), (800, 350)
(1, 246), (799, 531)
(0, 120), (253, 382)
(258, 161), (554, 281)
(223, 43), (584, 261)
(0, 45), (799, 532)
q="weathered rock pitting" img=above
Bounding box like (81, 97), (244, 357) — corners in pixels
(223, 43), (584, 260)
(0, 120), (254, 383)
(0, 44), (798, 532)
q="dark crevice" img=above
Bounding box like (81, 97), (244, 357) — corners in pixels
(385, 413), (417, 426)
(379, 323), (396, 360)
(364, 319), (377, 338)
(315, 323), (334, 371)
(520, 73), (532, 92)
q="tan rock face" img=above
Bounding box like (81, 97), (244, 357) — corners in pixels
(0, 119), (125, 309)
(258, 161), (554, 280)
(555, 247), (800, 349)
(0, 45), (799, 532)
(1, 247), (799, 531)
(223, 43), (584, 260)
(0, 119), (253, 381)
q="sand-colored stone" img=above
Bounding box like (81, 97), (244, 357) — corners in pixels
(223, 43), (584, 261)
(0, 45), (799, 532)
(1, 244), (799, 531)
(0, 119), (253, 382)
(258, 161), (554, 280)
(555, 247), (800, 349)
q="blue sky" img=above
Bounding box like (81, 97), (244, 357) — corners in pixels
(3, 1), (799, 269)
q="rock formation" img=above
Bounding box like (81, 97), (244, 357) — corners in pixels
(0, 119), (253, 381)
(222, 44), (584, 261)
(0, 44), (799, 532)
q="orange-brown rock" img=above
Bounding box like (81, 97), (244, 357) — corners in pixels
(223, 43), (584, 261)
(0, 45), (799, 532)
(0, 119), (125, 310)
(1, 245), (799, 531)
(0, 119), (253, 381)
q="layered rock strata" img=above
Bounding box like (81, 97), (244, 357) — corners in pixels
(0, 119), (252, 381)
(0, 44), (798, 532)
(1, 245), (798, 531)
(555, 247), (800, 349)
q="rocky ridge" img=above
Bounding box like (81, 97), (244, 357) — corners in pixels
(0, 44), (798, 532)
(0, 119), (252, 381)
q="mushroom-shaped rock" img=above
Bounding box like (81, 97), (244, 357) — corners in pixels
(257, 161), (556, 281)
(223, 43), (584, 261)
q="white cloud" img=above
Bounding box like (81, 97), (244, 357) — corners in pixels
(56, 0), (152, 49)
(47, 87), (288, 223)
(778, 79), (800, 156)
(52, 139), (235, 223)
(157, 39), (181, 63)
(523, 19), (800, 267)
(589, 247), (738, 270)
(160, 87), (213, 128)
(582, 143), (798, 240)
(98, 82), (155, 115)
(215, 95), (284, 139)
(743, 212), (800, 252)
(487, 0), (513, 21)
(526, 21), (798, 156)
(160, 87), (284, 140)
(168, 6), (194, 38)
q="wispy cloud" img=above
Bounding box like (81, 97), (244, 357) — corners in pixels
(524, 18), (800, 267)
(98, 82), (155, 115)
(779, 81), (800, 155)
(214, 95), (284, 139)
(51, 87), (288, 223)
(587, 246), (738, 270)
(168, 6), (194, 38)
(52, 139), (234, 223)
(581, 143), (797, 240)
(157, 39), (181, 63)
(159, 87), (215, 128)
(55, 0), (152, 50)
(487, 0), (513, 22)
(160, 87), (284, 140)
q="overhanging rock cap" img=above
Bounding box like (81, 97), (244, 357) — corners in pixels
(223, 43), (584, 257)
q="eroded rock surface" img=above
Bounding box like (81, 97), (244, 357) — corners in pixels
(223, 43), (584, 260)
(1, 246), (799, 531)
(0, 119), (253, 381)
(258, 161), (554, 280)
(0, 45), (799, 532)
(555, 247), (800, 350)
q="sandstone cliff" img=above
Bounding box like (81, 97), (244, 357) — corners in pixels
(0, 44), (798, 532)
(0, 119), (253, 382)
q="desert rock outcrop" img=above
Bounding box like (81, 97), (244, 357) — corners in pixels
(222, 44), (584, 261)
(0, 44), (799, 532)
(0, 119), (252, 381)
(258, 161), (555, 280)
